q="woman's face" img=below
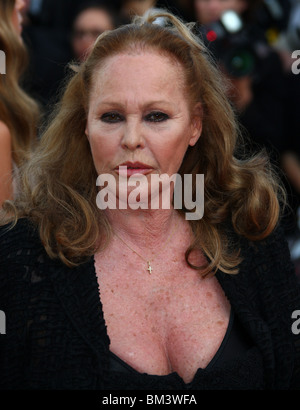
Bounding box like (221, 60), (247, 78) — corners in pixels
(11, 0), (25, 35)
(72, 8), (114, 62)
(194, 0), (247, 24)
(85, 50), (202, 206)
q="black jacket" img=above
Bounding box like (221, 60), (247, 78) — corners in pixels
(0, 218), (300, 389)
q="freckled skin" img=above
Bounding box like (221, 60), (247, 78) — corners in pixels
(95, 228), (231, 383)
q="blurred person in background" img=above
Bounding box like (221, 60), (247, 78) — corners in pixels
(22, 0), (120, 114)
(193, 0), (288, 136)
(71, 1), (116, 63)
(193, 0), (299, 232)
(0, 0), (39, 206)
(21, 0), (75, 109)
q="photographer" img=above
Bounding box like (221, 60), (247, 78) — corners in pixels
(194, 1), (298, 236)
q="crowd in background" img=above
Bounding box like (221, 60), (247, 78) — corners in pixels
(3, 0), (300, 273)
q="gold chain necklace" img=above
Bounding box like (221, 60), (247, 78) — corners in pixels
(114, 218), (179, 274)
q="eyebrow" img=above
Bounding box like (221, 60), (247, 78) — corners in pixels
(94, 100), (176, 110)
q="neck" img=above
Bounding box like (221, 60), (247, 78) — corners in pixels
(105, 207), (182, 250)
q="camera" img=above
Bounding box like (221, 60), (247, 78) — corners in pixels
(195, 10), (258, 78)
(195, 0), (290, 78)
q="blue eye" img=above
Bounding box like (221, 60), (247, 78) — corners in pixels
(100, 112), (123, 123)
(146, 112), (169, 122)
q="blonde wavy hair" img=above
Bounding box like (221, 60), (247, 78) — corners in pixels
(2, 10), (284, 275)
(0, 0), (39, 167)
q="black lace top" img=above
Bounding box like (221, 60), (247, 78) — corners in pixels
(0, 218), (300, 390)
(106, 310), (265, 390)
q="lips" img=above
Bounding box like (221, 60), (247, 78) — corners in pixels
(115, 162), (153, 177)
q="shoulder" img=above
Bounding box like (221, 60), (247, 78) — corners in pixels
(0, 121), (11, 144)
(0, 121), (12, 159)
(220, 222), (298, 295)
(0, 218), (50, 282)
(229, 223), (300, 313)
(241, 224), (294, 275)
(0, 218), (54, 329)
(0, 217), (94, 283)
(234, 225), (300, 389)
(0, 217), (42, 252)
(0, 217), (75, 320)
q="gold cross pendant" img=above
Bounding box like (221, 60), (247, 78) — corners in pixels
(147, 261), (152, 274)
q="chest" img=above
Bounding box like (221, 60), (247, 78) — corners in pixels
(95, 252), (231, 383)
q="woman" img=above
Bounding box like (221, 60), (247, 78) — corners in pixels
(0, 10), (299, 390)
(0, 0), (39, 206)
(71, 1), (116, 63)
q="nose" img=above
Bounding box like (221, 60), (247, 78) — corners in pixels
(121, 119), (145, 151)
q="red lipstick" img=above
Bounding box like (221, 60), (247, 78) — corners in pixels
(115, 162), (153, 177)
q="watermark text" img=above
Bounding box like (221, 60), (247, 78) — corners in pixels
(292, 50), (300, 74)
(0, 50), (6, 75)
(96, 168), (204, 220)
(292, 310), (300, 334)
(0, 310), (6, 334)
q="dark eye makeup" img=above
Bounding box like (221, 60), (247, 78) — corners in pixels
(100, 111), (169, 124)
(145, 112), (169, 122)
(100, 112), (124, 123)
